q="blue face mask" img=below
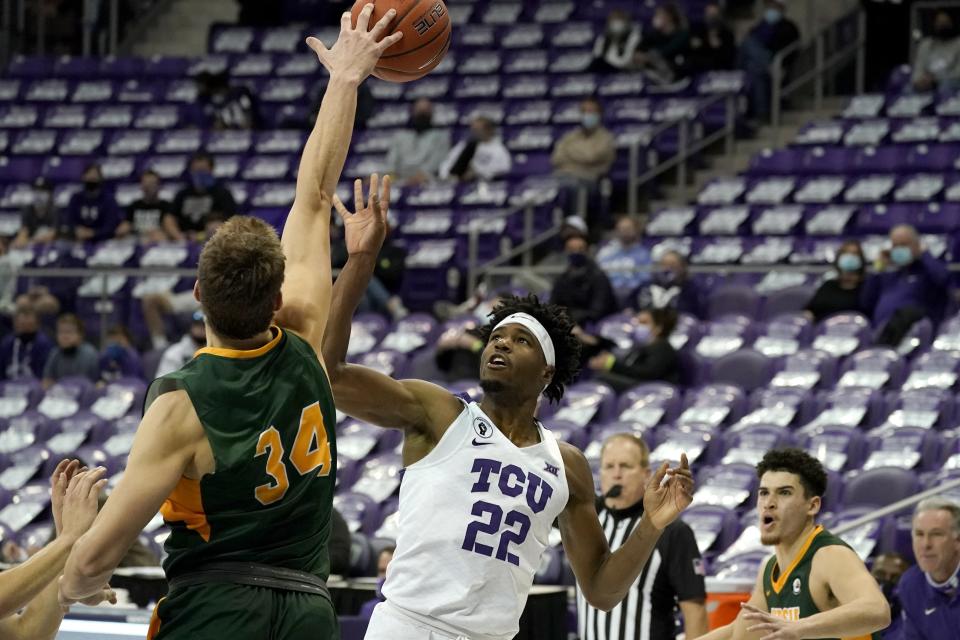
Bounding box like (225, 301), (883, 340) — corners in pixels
(567, 252), (588, 268)
(191, 170), (215, 190)
(582, 113), (600, 130)
(837, 254), (862, 273)
(764, 8), (782, 23)
(890, 246), (914, 267)
(633, 324), (652, 345)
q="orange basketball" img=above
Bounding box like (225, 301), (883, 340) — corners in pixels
(350, 0), (451, 83)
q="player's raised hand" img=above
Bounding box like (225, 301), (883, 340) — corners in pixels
(59, 467), (108, 543)
(306, 4), (403, 83)
(642, 453), (694, 531)
(332, 173), (391, 257)
(50, 459), (82, 536)
(741, 603), (802, 640)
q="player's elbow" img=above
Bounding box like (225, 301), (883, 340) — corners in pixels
(580, 584), (623, 612)
(870, 597), (892, 631)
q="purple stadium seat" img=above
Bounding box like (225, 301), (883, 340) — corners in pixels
(707, 284), (761, 320)
(684, 504), (741, 553)
(837, 348), (905, 391)
(691, 463), (757, 509)
(802, 425), (867, 472)
(843, 467), (920, 509)
(722, 425), (794, 466)
(652, 427), (716, 466)
(616, 383), (683, 427)
(533, 545), (564, 586)
(761, 286), (816, 320)
(710, 349), (774, 393)
(334, 491), (382, 536)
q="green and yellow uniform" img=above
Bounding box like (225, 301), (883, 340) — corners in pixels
(762, 525), (880, 640)
(144, 327), (338, 640)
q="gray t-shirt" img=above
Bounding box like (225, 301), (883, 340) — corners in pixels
(43, 343), (100, 382)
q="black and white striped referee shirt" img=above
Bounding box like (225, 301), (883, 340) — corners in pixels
(577, 501), (706, 640)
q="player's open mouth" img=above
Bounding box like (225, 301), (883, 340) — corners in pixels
(487, 354), (509, 370)
(761, 515), (776, 529)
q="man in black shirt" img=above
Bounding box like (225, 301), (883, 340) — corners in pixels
(164, 152), (237, 241)
(579, 434), (708, 640)
(804, 240), (867, 322)
(117, 170), (173, 243)
(586, 307), (682, 390)
(550, 233), (618, 326)
(13, 177), (60, 247)
(688, 2), (737, 73)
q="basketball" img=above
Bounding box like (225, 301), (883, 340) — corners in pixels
(350, 0), (451, 82)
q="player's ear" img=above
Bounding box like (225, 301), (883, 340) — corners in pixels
(808, 494), (821, 518)
(274, 291), (283, 312)
(542, 365), (555, 388)
(193, 280), (201, 303)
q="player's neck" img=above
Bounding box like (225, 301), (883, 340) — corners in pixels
(478, 396), (541, 446)
(774, 520), (818, 571)
(206, 327), (277, 352)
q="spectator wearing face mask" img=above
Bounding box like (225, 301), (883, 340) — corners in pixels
(633, 3), (691, 84)
(550, 233), (618, 326)
(42, 313), (99, 388)
(98, 324), (143, 382)
(738, 0), (800, 120)
(386, 99), (451, 186)
(117, 170), (174, 243)
(595, 215), (651, 306)
(592, 9), (642, 72)
(551, 98), (616, 220)
(912, 10), (960, 93)
(586, 307), (681, 390)
(155, 311), (207, 377)
(804, 240), (868, 323)
(65, 163), (121, 242)
(870, 552), (911, 639)
(688, 2), (737, 73)
(0, 300), (53, 381)
(164, 152), (237, 242)
(13, 177), (60, 248)
(863, 224), (951, 347)
(635, 250), (706, 319)
(439, 116), (511, 183)
(433, 292), (508, 381)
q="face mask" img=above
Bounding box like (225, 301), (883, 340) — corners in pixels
(837, 254), (862, 273)
(581, 113), (600, 130)
(890, 246), (914, 267)
(633, 324), (652, 345)
(83, 180), (101, 194)
(191, 170), (215, 190)
(17, 330), (37, 342)
(411, 113), (432, 132)
(608, 20), (628, 36)
(935, 25), (955, 40)
(62, 345), (79, 356)
(567, 252), (588, 268)
(764, 8), (782, 23)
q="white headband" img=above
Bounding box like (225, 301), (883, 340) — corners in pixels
(493, 313), (556, 367)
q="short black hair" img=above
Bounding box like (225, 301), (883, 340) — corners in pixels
(473, 294), (581, 404)
(756, 448), (828, 498)
(641, 306), (678, 338)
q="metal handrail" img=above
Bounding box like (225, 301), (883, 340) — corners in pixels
(833, 476), (960, 536)
(770, 8), (867, 143)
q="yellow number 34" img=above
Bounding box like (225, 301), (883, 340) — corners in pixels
(254, 402), (331, 505)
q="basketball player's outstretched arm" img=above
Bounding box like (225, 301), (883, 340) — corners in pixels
(737, 545), (890, 640)
(60, 391), (203, 605)
(558, 445), (695, 611)
(276, 4), (402, 357)
(323, 176), (462, 440)
(696, 567), (767, 640)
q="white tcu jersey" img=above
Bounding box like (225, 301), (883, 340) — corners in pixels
(381, 401), (569, 640)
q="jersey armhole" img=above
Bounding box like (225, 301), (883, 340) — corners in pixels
(144, 375), (187, 413)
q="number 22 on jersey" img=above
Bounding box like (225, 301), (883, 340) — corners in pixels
(254, 401), (331, 505)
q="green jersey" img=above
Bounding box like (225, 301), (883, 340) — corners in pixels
(762, 525), (880, 640)
(146, 327), (337, 581)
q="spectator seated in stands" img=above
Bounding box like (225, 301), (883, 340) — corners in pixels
(805, 240), (868, 323)
(635, 250), (706, 319)
(632, 3), (692, 84)
(586, 307), (681, 391)
(0, 300), (53, 380)
(117, 170), (173, 243)
(592, 9), (642, 72)
(387, 99), (451, 187)
(12, 177), (60, 248)
(738, 0), (800, 121)
(360, 546), (395, 619)
(331, 217), (408, 320)
(863, 224), (951, 347)
(164, 152), (238, 242)
(595, 215), (651, 307)
(196, 71), (260, 130)
(42, 313), (99, 388)
(688, 1), (737, 74)
(439, 116), (511, 183)
(433, 291), (509, 381)
(912, 10), (960, 93)
(98, 324), (143, 382)
(551, 98), (616, 221)
(155, 310), (206, 377)
(66, 163), (121, 242)
(550, 232), (618, 326)
(871, 552), (911, 640)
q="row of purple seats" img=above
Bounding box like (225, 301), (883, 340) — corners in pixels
(792, 117), (960, 147)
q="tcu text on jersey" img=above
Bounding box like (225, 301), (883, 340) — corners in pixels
(461, 457), (555, 565)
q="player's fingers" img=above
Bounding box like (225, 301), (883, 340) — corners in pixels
(356, 3), (374, 32)
(51, 459), (70, 486)
(305, 37), (330, 66)
(104, 587), (117, 604)
(76, 467), (106, 498)
(376, 31), (403, 52)
(91, 478), (108, 499)
(650, 461), (669, 488)
(331, 195), (351, 220)
(740, 603), (764, 614)
(680, 452), (689, 470)
(340, 10), (353, 31)
(353, 178), (364, 210)
(369, 7), (397, 39)
(380, 175), (392, 220)
(367, 173), (380, 210)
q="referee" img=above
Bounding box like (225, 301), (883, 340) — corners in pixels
(578, 433), (708, 640)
